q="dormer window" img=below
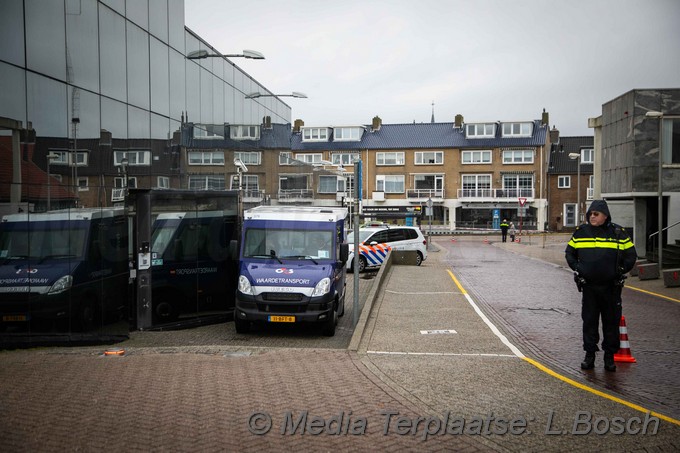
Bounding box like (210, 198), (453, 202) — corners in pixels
(230, 125), (260, 140)
(580, 148), (594, 163)
(301, 127), (329, 141)
(193, 124), (226, 139)
(466, 123), (496, 138)
(502, 122), (533, 137)
(333, 127), (363, 141)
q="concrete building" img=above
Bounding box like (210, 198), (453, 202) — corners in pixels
(589, 88), (680, 265)
(0, 0), (291, 215)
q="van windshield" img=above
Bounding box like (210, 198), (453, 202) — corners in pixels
(244, 228), (334, 259)
(0, 221), (87, 260)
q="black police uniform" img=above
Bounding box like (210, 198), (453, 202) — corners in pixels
(500, 220), (509, 242)
(565, 200), (637, 370)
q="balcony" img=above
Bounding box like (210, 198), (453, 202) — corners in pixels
(243, 189), (265, 203)
(406, 189), (445, 201)
(111, 188), (126, 202)
(278, 189), (314, 203)
(457, 188), (535, 202)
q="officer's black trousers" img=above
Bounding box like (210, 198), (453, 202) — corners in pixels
(581, 284), (622, 354)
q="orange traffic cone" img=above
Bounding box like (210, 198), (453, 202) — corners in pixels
(614, 316), (636, 363)
(451, 238), (457, 242)
(484, 237), (489, 244)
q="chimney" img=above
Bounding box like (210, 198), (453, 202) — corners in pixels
(550, 125), (560, 144)
(372, 115), (382, 131)
(454, 114), (464, 128)
(262, 116), (272, 129)
(541, 108), (549, 126)
(293, 119), (304, 133)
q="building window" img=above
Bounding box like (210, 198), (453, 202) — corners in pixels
(301, 127), (328, 141)
(466, 123), (495, 138)
(319, 175), (345, 193)
(502, 122), (533, 137)
(234, 151), (261, 165)
(331, 153), (357, 166)
(462, 150), (492, 164)
(415, 151), (443, 165)
(295, 153), (322, 164)
(114, 150), (151, 166)
(461, 174), (491, 197)
(230, 125), (260, 140)
(663, 118), (680, 164)
(115, 177), (137, 189)
(188, 175), (225, 190)
(558, 175), (571, 188)
(376, 175), (405, 193)
(48, 149), (88, 166)
(502, 150), (534, 164)
(333, 127), (363, 141)
(156, 176), (170, 189)
(193, 124), (226, 139)
(376, 152), (405, 166)
(77, 177), (88, 191)
(279, 152), (293, 165)
(564, 203), (577, 227)
(580, 148), (594, 163)
(188, 151), (225, 165)
(502, 174), (533, 197)
(279, 174), (310, 191)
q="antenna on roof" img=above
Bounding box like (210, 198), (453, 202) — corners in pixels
(431, 100), (435, 123)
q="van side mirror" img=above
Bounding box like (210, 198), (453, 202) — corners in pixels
(229, 239), (239, 260)
(340, 243), (349, 264)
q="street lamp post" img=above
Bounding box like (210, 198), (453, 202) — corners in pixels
(46, 152), (58, 211)
(187, 49), (265, 60)
(646, 111), (664, 270)
(568, 152), (582, 225)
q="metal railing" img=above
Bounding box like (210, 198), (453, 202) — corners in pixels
(456, 188), (535, 200)
(277, 189), (314, 201)
(406, 189), (445, 199)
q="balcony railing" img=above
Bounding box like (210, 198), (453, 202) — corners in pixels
(278, 189), (314, 202)
(457, 188), (535, 201)
(406, 189), (445, 200)
(111, 188), (126, 202)
(243, 189), (265, 202)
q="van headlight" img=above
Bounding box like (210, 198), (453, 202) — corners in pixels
(238, 275), (253, 295)
(48, 275), (73, 295)
(312, 277), (331, 297)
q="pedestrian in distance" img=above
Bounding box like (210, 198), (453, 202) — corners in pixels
(509, 222), (516, 243)
(565, 200), (637, 372)
(500, 219), (509, 242)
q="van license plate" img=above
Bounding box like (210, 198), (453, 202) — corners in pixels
(3, 315), (28, 322)
(268, 316), (295, 323)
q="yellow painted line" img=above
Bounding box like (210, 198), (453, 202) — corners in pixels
(626, 285), (680, 304)
(447, 267), (680, 427)
(523, 357), (680, 427)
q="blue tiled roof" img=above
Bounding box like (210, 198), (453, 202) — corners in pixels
(183, 123), (292, 149)
(291, 120), (548, 151)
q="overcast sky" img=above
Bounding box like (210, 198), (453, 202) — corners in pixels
(185, 0), (680, 136)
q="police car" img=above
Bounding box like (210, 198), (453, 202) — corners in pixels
(346, 225), (427, 272)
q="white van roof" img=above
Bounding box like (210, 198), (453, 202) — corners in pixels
(1, 207), (125, 223)
(244, 206), (348, 223)
(154, 209), (237, 221)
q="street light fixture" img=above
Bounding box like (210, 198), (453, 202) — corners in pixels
(187, 49), (265, 60)
(568, 152), (582, 225)
(245, 91), (308, 99)
(646, 110), (664, 270)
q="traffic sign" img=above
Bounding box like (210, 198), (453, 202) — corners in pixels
(518, 197), (527, 207)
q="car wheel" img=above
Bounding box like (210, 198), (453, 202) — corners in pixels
(358, 256), (367, 273)
(153, 292), (179, 324)
(321, 304), (337, 337)
(415, 252), (423, 266)
(234, 315), (251, 334)
(75, 297), (98, 332)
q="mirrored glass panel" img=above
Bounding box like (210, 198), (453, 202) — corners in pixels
(200, 68), (213, 125)
(0, 0), (25, 66)
(167, 0), (185, 52)
(128, 105), (151, 139)
(99, 6), (127, 102)
(149, 0), (169, 43)
(150, 37), (170, 116)
(69, 88), (101, 139)
(101, 97), (128, 139)
(66, 0), (100, 92)
(0, 62), (27, 124)
(186, 61), (200, 123)
(126, 0), (149, 30)
(169, 49), (186, 120)
(27, 73), (68, 138)
(25, 0), (66, 81)
(126, 23), (150, 110)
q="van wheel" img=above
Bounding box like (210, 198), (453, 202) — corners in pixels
(153, 295), (179, 324)
(338, 298), (345, 317)
(415, 252), (423, 266)
(234, 315), (251, 334)
(76, 298), (98, 332)
(321, 304), (337, 337)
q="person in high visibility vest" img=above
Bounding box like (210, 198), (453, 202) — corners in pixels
(500, 219), (509, 242)
(565, 200), (637, 372)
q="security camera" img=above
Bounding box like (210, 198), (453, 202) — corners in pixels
(234, 158), (248, 172)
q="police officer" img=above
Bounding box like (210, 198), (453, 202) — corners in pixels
(500, 219), (509, 242)
(565, 200), (637, 372)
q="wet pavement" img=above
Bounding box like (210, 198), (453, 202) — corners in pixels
(1, 233), (679, 452)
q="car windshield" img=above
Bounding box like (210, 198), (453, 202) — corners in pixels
(346, 229), (375, 243)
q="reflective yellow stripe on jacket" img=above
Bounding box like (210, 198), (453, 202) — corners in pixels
(568, 237), (635, 250)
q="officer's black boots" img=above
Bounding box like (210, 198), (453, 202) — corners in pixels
(581, 352), (595, 370)
(604, 353), (617, 372)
